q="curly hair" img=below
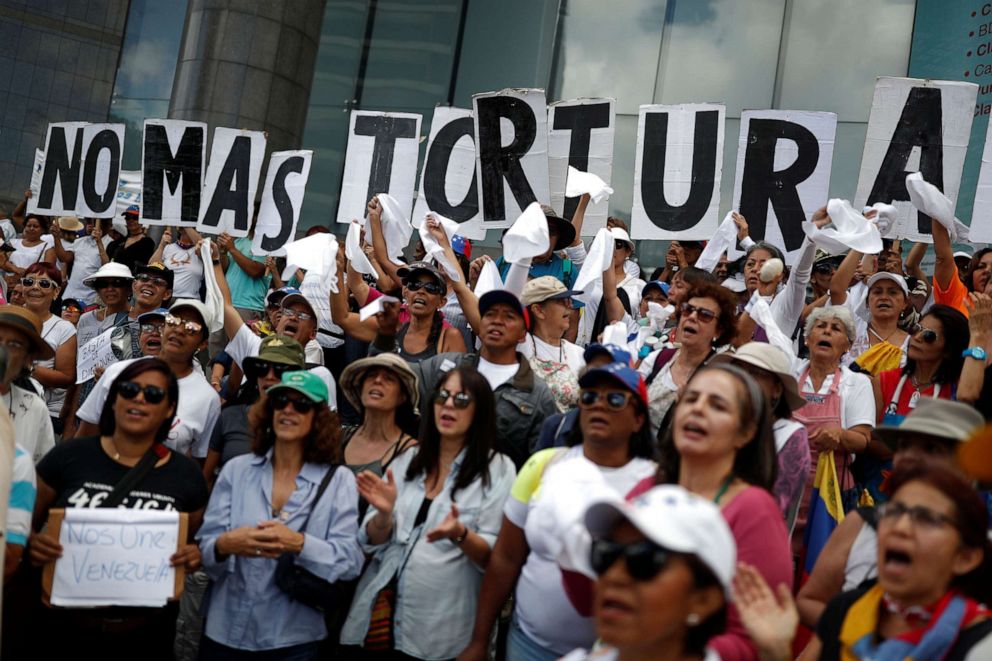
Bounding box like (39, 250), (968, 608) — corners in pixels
(677, 282), (739, 346)
(248, 396), (343, 464)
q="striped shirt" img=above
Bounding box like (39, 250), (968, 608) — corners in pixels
(6, 445), (36, 546)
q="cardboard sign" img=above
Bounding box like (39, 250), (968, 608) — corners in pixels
(971, 119), (992, 244)
(336, 111), (422, 226)
(141, 119), (207, 226)
(411, 106), (485, 240)
(196, 127), (267, 237)
(548, 98), (615, 236)
(731, 110), (837, 263)
(252, 150), (313, 256)
(30, 148), (44, 195)
(43, 509), (187, 607)
(473, 89), (550, 229)
(76, 124), (125, 218)
(631, 104), (725, 241)
(29, 122), (87, 216)
(75, 327), (117, 384)
(854, 77), (978, 241)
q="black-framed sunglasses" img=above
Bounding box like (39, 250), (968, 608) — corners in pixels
(433, 388), (473, 409)
(20, 277), (56, 290)
(164, 314), (203, 336)
(270, 392), (316, 414)
(590, 539), (672, 581)
(680, 303), (718, 323)
(135, 273), (169, 287)
(95, 278), (130, 289)
(247, 360), (296, 380)
(406, 280), (445, 296)
(915, 328), (940, 344)
(117, 381), (167, 405)
(579, 389), (633, 411)
(878, 501), (955, 530)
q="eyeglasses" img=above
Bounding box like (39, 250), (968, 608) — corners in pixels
(915, 328), (940, 344)
(579, 389), (634, 411)
(878, 501), (955, 530)
(164, 314), (203, 336)
(139, 322), (164, 334)
(135, 273), (169, 287)
(433, 388), (473, 409)
(270, 392), (316, 414)
(20, 277), (56, 290)
(406, 280), (445, 296)
(680, 303), (718, 323)
(280, 307), (315, 322)
(247, 360), (296, 380)
(590, 539), (672, 581)
(62, 306), (81, 313)
(95, 278), (130, 289)
(117, 381), (167, 405)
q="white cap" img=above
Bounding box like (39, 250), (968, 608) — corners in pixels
(584, 485), (737, 594)
(953, 250), (973, 260)
(609, 227), (634, 250)
(866, 271), (909, 297)
(169, 298), (210, 329)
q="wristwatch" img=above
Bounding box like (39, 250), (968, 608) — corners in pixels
(962, 347), (988, 361)
(453, 525), (468, 545)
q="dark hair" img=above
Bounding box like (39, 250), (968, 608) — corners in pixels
(746, 241), (785, 265)
(455, 252), (471, 281)
(589, 288), (632, 346)
(904, 305), (969, 384)
(678, 282), (739, 346)
(248, 395), (342, 464)
(407, 367), (497, 501)
(967, 248), (992, 292)
(98, 358), (180, 444)
(656, 363), (777, 492)
(305, 225), (331, 236)
(683, 554), (729, 655)
(565, 372), (655, 461)
(676, 266), (718, 287)
(24, 214), (50, 233)
(887, 465), (992, 603)
(25, 262), (63, 289)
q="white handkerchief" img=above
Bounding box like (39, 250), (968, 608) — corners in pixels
(473, 259), (504, 298)
(905, 173), (961, 242)
(645, 301), (675, 329)
(346, 222), (376, 276)
(198, 239), (225, 333)
(502, 202), (550, 263)
(601, 321), (629, 347)
(284, 233), (337, 276)
(865, 203), (898, 236)
(574, 227), (613, 306)
(695, 211), (742, 272)
(565, 166), (614, 204)
(371, 193), (414, 266)
(747, 293), (797, 365)
(420, 212), (461, 281)
(359, 295), (400, 322)
(803, 199), (882, 255)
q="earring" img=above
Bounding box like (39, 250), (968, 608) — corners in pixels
(687, 613), (701, 626)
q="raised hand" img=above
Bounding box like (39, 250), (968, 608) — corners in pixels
(367, 196), (382, 221)
(732, 211), (750, 240)
(357, 468), (398, 516)
(733, 563), (798, 661)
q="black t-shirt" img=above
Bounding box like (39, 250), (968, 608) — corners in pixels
(208, 403), (253, 467)
(817, 586), (992, 660)
(108, 236), (155, 274)
(36, 436), (209, 513)
(979, 365), (992, 422)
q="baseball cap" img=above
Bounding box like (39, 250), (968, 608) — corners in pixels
(451, 235), (472, 259)
(478, 289), (526, 319)
(245, 335), (306, 371)
(520, 275), (583, 306)
(169, 299), (210, 330)
(584, 484), (737, 595)
(642, 280), (670, 297)
(135, 262), (175, 289)
(61, 298), (85, 312)
(137, 307), (169, 324)
(578, 362), (648, 408)
(267, 370), (328, 404)
(875, 398), (985, 452)
(583, 343), (633, 366)
(865, 271), (908, 297)
(711, 342), (805, 412)
(953, 250), (973, 260)
(281, 290), (317, 319)
(124, 204), (140, 217)
(396, 261), (446, 289)
(266, 286), (298, 308)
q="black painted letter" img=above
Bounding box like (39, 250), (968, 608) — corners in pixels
(143, 124), (204, 223)
(423, 117), (479, 222)
(476, 96), (539, 221)
(552, 102), (611, 220)
(354, 115), (418, 213)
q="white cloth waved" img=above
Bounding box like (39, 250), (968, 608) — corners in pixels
(905, 173), (971, 242)
(419, 212), (461, 281)
(345, 221), (376, 276)
(503, 202), (550, 264)
(473, 259), (504, 298)
(695, 211), (744, 272)
(744, 291), (797, 364)
(198, 239), (225, 333)
(565, 166), (613, 204)
(366, 193), (413, 266)
(574, 227), (613, 307)
(282, 233), (339, 294)
(802, 199), (882, 255)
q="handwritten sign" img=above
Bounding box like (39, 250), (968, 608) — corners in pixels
(76, 327), (117, 384)
(45, 508), (185, 607)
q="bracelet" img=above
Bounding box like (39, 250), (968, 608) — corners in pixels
(453, 524), (468, 545)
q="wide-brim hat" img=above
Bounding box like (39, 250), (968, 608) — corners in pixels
(520, 275), (583, 306)
(83, 262), (134, 288)
(0, 305), (54, 360)
(874, 398), (986, 452)
(710, 343), (806, 412)
(57, 216), (84, 232)
(541, 205), (576, 250)
(339, 353), (420, 414)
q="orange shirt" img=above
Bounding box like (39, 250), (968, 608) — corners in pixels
(933, 273), (969, 317)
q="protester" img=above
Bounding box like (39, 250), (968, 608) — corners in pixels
(107, 206), (155, 273)
(76, 262), (134, 347)
(4, 215), (55, 285)
(197, 370), (363, 657)
(460, 363), (656, 661)
(930, 211), (992, 315)
(342, 367), (515, 659)
(59, 298), (83, 326)
(3, 443), (35, 582)
(0, 305), (55, 463)
(27, 358), (207, 658)
(54, 218), (111, 304)
(151, 226), (204, 300)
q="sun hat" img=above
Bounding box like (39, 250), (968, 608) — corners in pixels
(339, 352), (420, 414)
(267, 370), (328, 404)
(83, 262), (134, 288)
(710, 342), (805, 412)
(578, 362), (648, 408)
(874, 398), (986, 452)
(0, 305), (54, 360)
(244, 335), (306, 375)
(584, 484), (737, 595)
(520, 275), (583, 306)
(57, 216), (84, 232)
(541, 204), (576, 250)
(609, 227), (634, 252)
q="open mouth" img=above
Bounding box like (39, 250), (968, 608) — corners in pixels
(682, 324), (698, 336)
(411, 296), (427, 308)
(438, 412), (458, 426)
(283, 321), (299, 336)
(882, 547), (913, 575)
(681, 419), (707, 440)
(598, 594), (635, 619)
(816, 339), (833, 349)
(124, 407), (147, 420)
(140, 287), (155, 297)
(145, 337), (162, 351)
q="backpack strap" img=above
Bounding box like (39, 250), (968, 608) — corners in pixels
(102, 443), (170, 509)
(645, 347), (679, 387)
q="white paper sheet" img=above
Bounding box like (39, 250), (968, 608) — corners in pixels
(75, 327), (117, 384)
(359, 295), (400, 322)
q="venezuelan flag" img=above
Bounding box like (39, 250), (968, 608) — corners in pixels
(803, 451), (846, 576)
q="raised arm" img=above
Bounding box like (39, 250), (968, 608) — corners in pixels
(904, 242), (928, 285)
(366, 197), (404, 285)
(931, 216), (957, 290)
(958, 293), (992, 403)
(568, 193), (590, 246)
(329, 248), (377, 341)
(601, 256), (625, 323)
(149, 227), (172, 265)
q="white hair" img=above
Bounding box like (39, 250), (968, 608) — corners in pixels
(804, 305), (856, 343)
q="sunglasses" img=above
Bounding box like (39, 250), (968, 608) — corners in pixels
(95, 278), (130, 289)
(915, 328), (940, 344)
(139, 322), (164, 334)
(270, 392), (316, 414)
(579, 389), (634, 411)
(135, 273), (169, 287)
(590, 539), (672, 581)
(247, 360), (295, 380)
(406, 280), (445, 296)
(164, 314), (203, 336)
(280, 307), (315, 322)
(433, 388), (473, 409)
(117, 380), (167, 405)
(21, 277), (56, 290)
(878, 501), (954, 530)
(680, 303), (718, 323)
(62, 306), (81, 313)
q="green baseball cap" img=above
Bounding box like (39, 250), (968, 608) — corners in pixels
(246, 334), (306, 370)
(267, 370), (328, 403)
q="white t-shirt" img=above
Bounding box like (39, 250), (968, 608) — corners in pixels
(477, 356), (520, 390)
(162, 243), (204, 299)
(518, 333), (585, 374)
(2, 384), (55, 463)
(63, 235), (112, 302)
(299, 269), (344, 349)
(791, 359), (875, 429)
(38, 315), (76, 417)
(0, 218), (16, 242)
(562, 647), (721, 661)
(76, 357), (221, 458)
(226, 324), (338, 410)
(7, 237), (53, 273)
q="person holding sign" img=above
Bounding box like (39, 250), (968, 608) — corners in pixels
(0, 305), (55, 463)
(27, 358), (208, 656)
(4, 214), (55, 287)
(107, 206), (155, 275)
(197, 370), (363, 657)
(150, 226), (205, 301)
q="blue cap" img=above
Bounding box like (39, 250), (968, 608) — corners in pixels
(583, 343), (633, 366)
(124, 204), (140, 216)
(266, 286), (300, 306)
(137, 307), (169, 323)
(478, 289), (525, 319)
(643, 280), (670, 297)
(579, 362), (648, 407)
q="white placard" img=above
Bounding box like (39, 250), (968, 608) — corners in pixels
(731, 110), (837, 264)
(75, 327), (117, 384)
(252, 150), (313, 256)
(75, 123), (125, 218)
(969, 119), (992, 243)
(141, 119), (207, 226)
(854, 77), (978, 242)
(51, 509), (179, 607)
(548, 98), (615, 236)
(28, 122), (88, 216)
(336, 111), (422, 226)
(631, 103), (725, 241)
(196, 127), (267, 237)
(30, 148), (44, 195)
(412, 106), (485, 240)
(472, 88), (550, 230)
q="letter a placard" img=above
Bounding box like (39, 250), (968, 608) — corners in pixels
(196, 127), (267, 237)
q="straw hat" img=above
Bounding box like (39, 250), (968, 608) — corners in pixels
(339, 353), (420, 414)
(0, 305), (54, 360)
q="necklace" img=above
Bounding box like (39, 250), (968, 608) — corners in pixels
(868, 324), (898, 345)
(713, 474), (735, 505)
(910, 374), (934, 389)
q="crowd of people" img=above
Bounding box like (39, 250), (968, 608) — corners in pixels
(0, 182), (991, 661)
